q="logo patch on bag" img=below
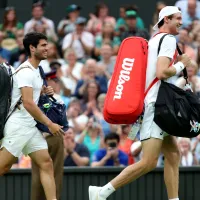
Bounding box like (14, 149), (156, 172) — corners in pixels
(43, 103), (51, 109)
(190, 120), (200, 133)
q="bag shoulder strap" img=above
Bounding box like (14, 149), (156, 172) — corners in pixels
(176, 44), (188, 84)
(144, 34), (170, 97)
(5, 65), (33, 123)
(38, 66), (57, 101)
(157, 33), (170, 55)
(38, 65), (47, 86)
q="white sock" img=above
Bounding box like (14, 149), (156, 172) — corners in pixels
(99, 182), (115, 198)
(169, 198), (179, 200)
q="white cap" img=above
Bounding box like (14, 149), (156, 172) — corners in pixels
(153, 6), (181, 30)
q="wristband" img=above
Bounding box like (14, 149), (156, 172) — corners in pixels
(173, 62), (185, 75)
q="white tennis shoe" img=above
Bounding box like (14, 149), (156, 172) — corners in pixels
(89, 186), (106, 200)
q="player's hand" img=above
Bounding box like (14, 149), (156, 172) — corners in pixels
(48, 123), (64, 136)
(179, 54), (191, 67)
(43, 86), (54, 96)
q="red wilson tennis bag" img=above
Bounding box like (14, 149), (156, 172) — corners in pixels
(103, 37), (148, 124)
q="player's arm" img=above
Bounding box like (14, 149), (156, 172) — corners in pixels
(156, 54), (191, 80)
(21, 87), (64, 136)
(156, 35), (191, 80)
(156, 57), (176, 79)
(21, 87), (52, 126)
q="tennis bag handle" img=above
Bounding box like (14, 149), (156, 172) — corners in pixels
(176, 44), (189, 85)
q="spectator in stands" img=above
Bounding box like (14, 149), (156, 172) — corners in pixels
(115, 5), (145, 37)
(60, 48), (84, 94)
(0, 39), (18, 62)
(34, 20), (58, 43)
(0, 6), (23, 39)
(64, 126), (90, 166)
(67, 98), (88, 137)
(120, 10), (149, 41)
(94, 22), (120, 57)
(81, 80), (100, 117)
(46, 62), (71, 106)
(115, 5), (127, 37)
(178, 28), (193, 45)
(24, 2), (56, 39)
(57, 4), (82, 38)
(191, 24), (200, 48)
(175, 0), (200, 13)
(74, 59), (107, 98)
(175, 0), (200, 29)
(196, 46), (200, 73)
(150, 1), (166, 35)
(87, 2), (116, 36)
(40, 41), (65, 73)
(62, 17), (94, 62)
(182, 0), (200, 29)
(191, 134), (200, 163)
(17, 155), (31, 168)
(152, 2), (166, 25)
(176, 60), (200, 97)
(97, 44), (116, 80)
(177, 137), (198, 166)
(177, 40), (196, 61)
(93, 93), (118, 136)
(91, 132), (128, 167)
(0, 31), (3, 43)
(0, 7), (23, 62)
(10, 29), (26, 68)
(118, 125), (134, 165)
(77, 116), (104, 162)
(44, 69), (69, 105)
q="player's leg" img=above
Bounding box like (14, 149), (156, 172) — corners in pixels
(29, 149), (56, 200)
(89, 138), (163, 200)
(24, 128), (57, 200)
(162, 135), (180, 199)
(89, 103), (164, 200)
(31, 159), (45, 200)
(31, 135), (64, 200)
(0, 147), (17, 175)
(0, 122), (31, 175)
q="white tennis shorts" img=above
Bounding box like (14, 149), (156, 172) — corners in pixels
(140, 103), (168, 141)
(1, 121), (48, 157)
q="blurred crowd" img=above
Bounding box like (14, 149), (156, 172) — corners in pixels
(1, 0), (200, 168)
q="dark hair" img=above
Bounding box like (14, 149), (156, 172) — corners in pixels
(83, 80), (100, 102)
(95, 2), (108, 17)
(23, 32), (47, 56)
(104, 132), (120, 143)
(32, 1), (44, 9)
(158, 19), (164, 28)
(125, 4), (138, 12)
(102, 22), (114, 41)
(158, 14), (173, 28)
(2, 8), (17, 30)
(50, 61), (61, 70)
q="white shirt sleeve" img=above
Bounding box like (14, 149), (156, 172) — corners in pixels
(158, 35), (177, 60)
(16, 68), (34, 88)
